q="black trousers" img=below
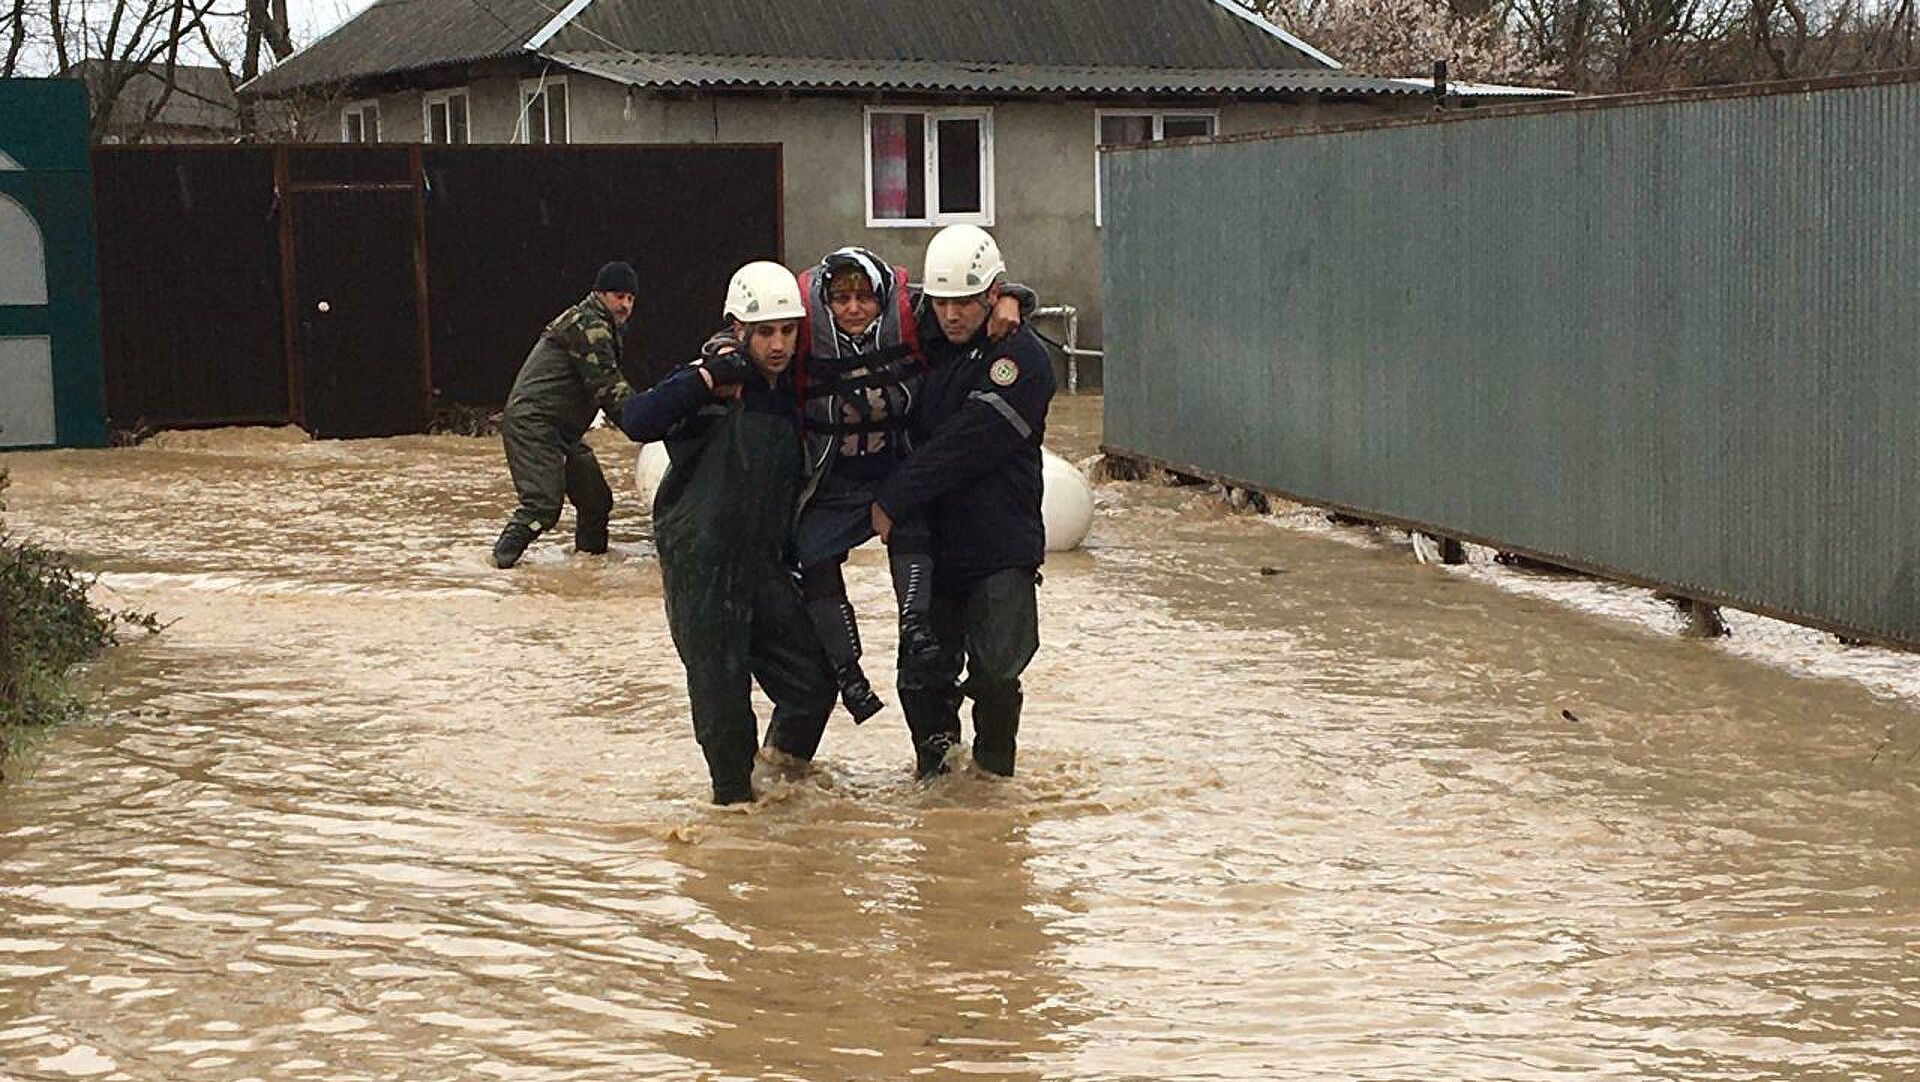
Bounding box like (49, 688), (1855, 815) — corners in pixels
(794, 471), (929, 570)
(669, 563), (838, 802)
(897, 568), (1039, 776)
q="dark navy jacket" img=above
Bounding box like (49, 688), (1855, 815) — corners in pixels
(874, 324), (1055, 593)
(619, 364), (800, 444)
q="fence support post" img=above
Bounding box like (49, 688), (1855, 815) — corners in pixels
(1677, 598), (1729, 638)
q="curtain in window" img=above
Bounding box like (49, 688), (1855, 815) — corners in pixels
(871, 113), (910, 219)
(1100, 114), (1152, 147)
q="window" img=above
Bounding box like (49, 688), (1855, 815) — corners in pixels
(341, 100), (379, 143)
(424, 89), (470, 145)
(1094, 109), (1217, 225)
(865, 107), (993, 227)
(519, 77), (569, 144)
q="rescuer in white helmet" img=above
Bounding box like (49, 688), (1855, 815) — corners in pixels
(615, 260), (836, 805)
(869, 225), (1057, 779)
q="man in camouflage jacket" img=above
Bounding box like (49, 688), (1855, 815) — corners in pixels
(491, 261), (639, 569)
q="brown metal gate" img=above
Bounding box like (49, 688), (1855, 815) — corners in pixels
(278, 147), (431, 438)
(95, 147), (288, 430)
(93, 143), (783, 437)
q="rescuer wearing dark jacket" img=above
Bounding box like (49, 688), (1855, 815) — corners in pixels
(616, 261), (837, 805)
(786, 246), (1034, 726)
(491, 261), (638, 569)
(871, 226), (1056, 779)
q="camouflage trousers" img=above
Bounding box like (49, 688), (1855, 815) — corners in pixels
(499, 415), (612, 536)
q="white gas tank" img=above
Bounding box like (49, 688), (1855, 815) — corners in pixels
(1041, 448), (1094, 552)
(634, 442), (671, 506)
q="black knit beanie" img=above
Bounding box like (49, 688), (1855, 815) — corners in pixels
(593, 261), (639, 294)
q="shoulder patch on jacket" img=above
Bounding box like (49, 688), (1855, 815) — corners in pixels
(989, 357), (1019, 386)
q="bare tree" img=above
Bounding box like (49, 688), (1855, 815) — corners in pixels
(1256, 0), (1546, 82)
(1251, 0), (1918, 92)
(63, 0), (236, 142)
(8, 0), (304, 142)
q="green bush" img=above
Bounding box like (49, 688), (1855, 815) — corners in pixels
(0, 467), (156, 774)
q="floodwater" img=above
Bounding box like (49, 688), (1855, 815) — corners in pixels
(1, 395), (1917, 1081)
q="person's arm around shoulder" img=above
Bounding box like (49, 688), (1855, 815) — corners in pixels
(907, 282), (1037, 342)
(989, 281), (1039, 338)
(617, 351), (746, 443)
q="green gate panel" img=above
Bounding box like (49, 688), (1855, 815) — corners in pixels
(0, 78), (106, 449)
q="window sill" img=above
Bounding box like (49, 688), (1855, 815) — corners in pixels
(866, 215), (994, 229)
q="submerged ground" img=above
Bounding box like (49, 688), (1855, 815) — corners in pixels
(1, 396), (1916, 1080)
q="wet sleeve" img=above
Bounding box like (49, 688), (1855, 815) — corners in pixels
(618, 365), (713, 443)
(566, 317), (633, 416)
(874, 343), (1055, 522)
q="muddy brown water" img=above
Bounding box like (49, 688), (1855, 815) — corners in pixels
(1, 396), (1917, 1080)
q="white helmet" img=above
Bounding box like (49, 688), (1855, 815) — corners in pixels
(922, 224), (1005, 298)
(723, 261), (805, 323)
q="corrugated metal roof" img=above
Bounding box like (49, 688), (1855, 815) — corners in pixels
(550, 0), (1327, 70)
(245, 0), (1340, 97)
(549, 51), (1441, 97)
(243, 0), (550, 97)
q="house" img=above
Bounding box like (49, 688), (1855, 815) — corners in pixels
(241, 0), (1565, 370)
(66, 61), (252, 143)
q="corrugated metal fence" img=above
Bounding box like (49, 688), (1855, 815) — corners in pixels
(1101, 72), (1920, 647)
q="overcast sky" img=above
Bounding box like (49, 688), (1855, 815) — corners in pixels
(284, 0), (376, 54)
(14, 0), (373, 74)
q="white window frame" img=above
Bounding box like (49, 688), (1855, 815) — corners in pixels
(517, 76), (570, 144)
(340, 100), (379, 143)
(1094, 108), (1218, 226)
(862, 105), (995, 228)
(422, 88), (471, 145)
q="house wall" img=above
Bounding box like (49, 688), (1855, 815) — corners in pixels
(322, 71), (524, 144)
(581, 81), (1419, 367)
(320, 72), (1426, 373)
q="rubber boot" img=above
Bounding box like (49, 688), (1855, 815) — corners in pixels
(970, 684), (1022, 777)
(891, 552), (943, 668)
(491, 522), (538, 568)
(703, 736), (757, 806)
(806, 598), (884, 723)
(574, 518), (609, 555)
(900, 688), (963, 778)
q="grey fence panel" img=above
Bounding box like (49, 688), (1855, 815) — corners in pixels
(1102, 77), (1920, 645)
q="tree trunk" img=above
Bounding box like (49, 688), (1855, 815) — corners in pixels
(48, 0), (69, 72)
(3, 0), (26, 78)
(266, 0), (293, 59)
(242, 0), (264, 79)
